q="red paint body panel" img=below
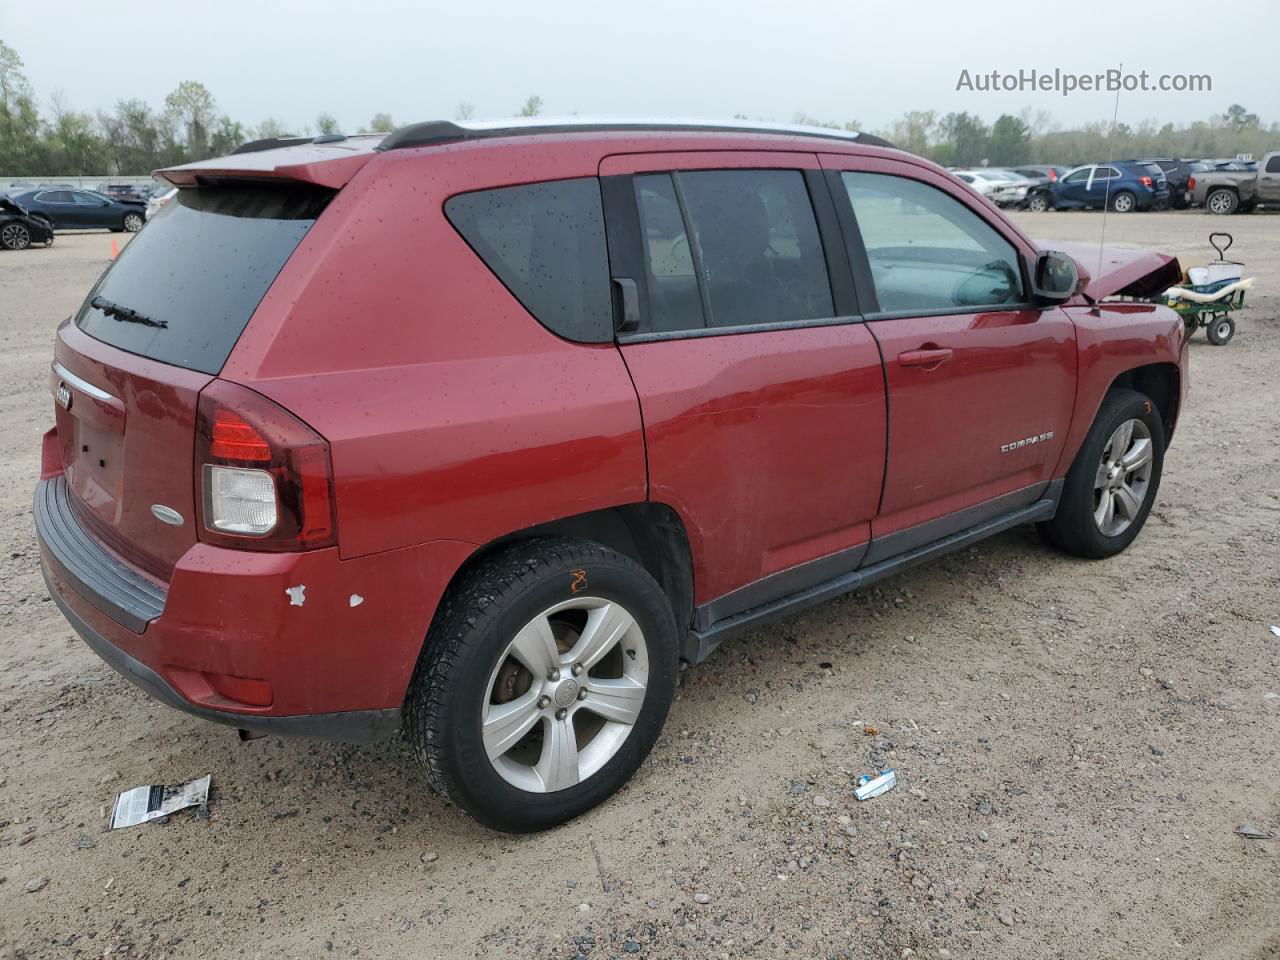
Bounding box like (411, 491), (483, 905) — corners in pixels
(620, 327), (887, 604)
(40, 529), (474, 714)
(53, 322), (210, 579)
(866, 308), (1077, 536)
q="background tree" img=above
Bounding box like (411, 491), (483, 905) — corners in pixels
(0, 40), (44, 174)
(986, 113), (1031, 165)
(363, 112), (395, 133)
(517, 95), (542, 117)
(164, 80), (217, 159)
(454, 101), (475, 121)
(315, 112), (339, 135)
(937, 111), (989, 167)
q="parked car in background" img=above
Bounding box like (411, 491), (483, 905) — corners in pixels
(1, 194), (56, 250)
(147, 185), (178, 220)
(100, 182), (151, 204)
(1008, 165), (1069, 185)
(952, 169), (1033, 206)
(1188, 151), (1280, 213)
(1129, 159), (1206, 208)
(1026, 163), (1169, 212)
(35, 119), (1188, 831)
(9, 188), (146, 232)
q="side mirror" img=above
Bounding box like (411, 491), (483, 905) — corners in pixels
(1031, 251), (1081, 305)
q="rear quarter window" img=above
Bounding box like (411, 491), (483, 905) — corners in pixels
(74, 184), (330, 375)
(444, 177), (613, 343)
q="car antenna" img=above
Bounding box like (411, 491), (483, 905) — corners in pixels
(1095, 62), (1125, 298)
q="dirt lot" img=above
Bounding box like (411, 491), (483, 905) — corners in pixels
(2, 214), (1277, 960)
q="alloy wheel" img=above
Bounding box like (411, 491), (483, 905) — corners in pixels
(2, 223), (31, 250)
(1093, 418), (1154, 536)
(1113, 193), (1134, 212)
(481, 596), (649, 793)
(123, 213), (144, 232)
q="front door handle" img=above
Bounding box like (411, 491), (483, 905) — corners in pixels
(898, 347), (953, 369)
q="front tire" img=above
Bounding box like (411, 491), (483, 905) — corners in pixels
(404, 538), (678, 832)
(1039, 388), (1164, 559)
(122, 212), (144, 232)
(1027, 193), (1051, 213)
(1, 222), (32, 250)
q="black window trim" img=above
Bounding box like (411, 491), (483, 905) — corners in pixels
(605, 164), (862, 343)
(825, 168), (1038, 321)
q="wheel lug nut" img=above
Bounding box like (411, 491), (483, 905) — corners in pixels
(577, 688), (588, 701)
(548, 669), (560, 682)
(537, 695), (550, 709)
(555, 708), (567, 720)
(571, 663), (584, 676)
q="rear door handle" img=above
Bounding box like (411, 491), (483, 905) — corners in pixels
(898, 347), (953, 369)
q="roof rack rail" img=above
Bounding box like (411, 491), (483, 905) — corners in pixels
(376, 117), (896, 153)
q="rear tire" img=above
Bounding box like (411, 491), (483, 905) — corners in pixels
(1038, 388), (1164, 559)
(1206, 315), (1235, 345)
(1110, 191), (1136, 213)
(1206, 189), (1238, 215)
(404, 537), (678, 832)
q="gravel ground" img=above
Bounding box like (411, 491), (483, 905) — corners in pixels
(1, 213), (1277, 960)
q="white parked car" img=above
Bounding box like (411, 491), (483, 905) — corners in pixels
(952, 169), (1034, 207)
(146, 186), (177, 220)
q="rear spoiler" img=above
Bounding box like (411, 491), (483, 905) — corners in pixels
(157, 135), (382, 190)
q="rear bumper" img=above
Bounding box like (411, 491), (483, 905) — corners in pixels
(35, 475), (474, 742)
(41, 564), (399, 742)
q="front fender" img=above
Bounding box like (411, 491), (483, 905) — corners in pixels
(1055, 302), (1186, 473)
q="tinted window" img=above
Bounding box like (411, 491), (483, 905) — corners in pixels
(1062, 169), (1090, 184)
(445, 177), (612, 343)
(841, 172), (1024, 313)
(1267, 155), (1280, 173)
(683, 169), (833, 328)
(74, 184), (329, 374)
(1097, 167), (1121, 180)
(72, 192), (102, 205)
(635, 174), (703, 333)
(39, 191), (72, 202)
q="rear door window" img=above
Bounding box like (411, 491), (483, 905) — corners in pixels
(840, 171), (1024, 314)
(632, 169), (834, 332)
(74, 184), (330, 374)
(445, 177), (613, 343)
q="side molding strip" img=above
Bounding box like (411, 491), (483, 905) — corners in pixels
(683, 480), (1062, 663)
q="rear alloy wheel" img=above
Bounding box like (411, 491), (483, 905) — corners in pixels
(1110, 191), (1136, 213)
(122, 212), (144, 232)
(1038, 388), (1164, 558)
(1206, 315), (1235, 345)
(1, 222), (32, 250)
(405, 538), (678, 832)
(1206, 189), (1239, 215)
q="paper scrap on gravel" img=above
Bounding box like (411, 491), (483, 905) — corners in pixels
(855, 769), (897, 801)
(111, 775), (211, 829)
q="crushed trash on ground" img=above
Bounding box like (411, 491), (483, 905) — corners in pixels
(110, 775), (211, 829)
(854, 768), (897, 801)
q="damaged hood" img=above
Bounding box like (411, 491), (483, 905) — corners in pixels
(1053, 242), (1182, 300)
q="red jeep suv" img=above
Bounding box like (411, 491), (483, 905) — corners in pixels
(36, 119), (1188, 831)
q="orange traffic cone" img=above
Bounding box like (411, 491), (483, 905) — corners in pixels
(109, 237), (119, 261)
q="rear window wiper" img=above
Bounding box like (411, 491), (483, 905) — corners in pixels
(90, 296), (168, 329)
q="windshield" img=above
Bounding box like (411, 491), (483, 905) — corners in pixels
(73, 183), (331, 374)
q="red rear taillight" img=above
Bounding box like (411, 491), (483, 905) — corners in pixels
(1188, 176), (1196, 190)
(1048, 169), (1058, 181)
(195, 380), (337, 551)
(1141, 175), (1154, 188)
(209, 410), (271, 461)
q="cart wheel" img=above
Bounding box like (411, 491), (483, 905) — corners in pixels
(1206, 316), (1235, 346)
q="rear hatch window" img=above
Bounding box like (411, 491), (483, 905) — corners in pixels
(74, 184), (331, 375)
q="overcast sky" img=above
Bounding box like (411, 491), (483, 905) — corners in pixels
(4, 0), (1276, 135)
